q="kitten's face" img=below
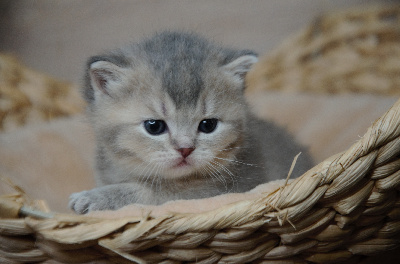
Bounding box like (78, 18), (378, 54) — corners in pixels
(91, 61), (248, 180)
(86, 32), (258, 182)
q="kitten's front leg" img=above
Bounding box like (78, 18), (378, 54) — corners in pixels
(69, 183), (145, 214)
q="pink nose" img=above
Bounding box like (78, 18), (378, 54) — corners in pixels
(177, 148), (195, 158)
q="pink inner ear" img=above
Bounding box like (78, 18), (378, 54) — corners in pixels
(91, 69), (112, 96)
(224, 55), (258, 82)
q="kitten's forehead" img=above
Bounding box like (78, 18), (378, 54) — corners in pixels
(123, 32), (251, 116)
(149, 75), (237, 120)
(125, 63), (240, 123)
(140, 32), (212, 109)
(162, 62), (204, 109)
(162, 92), (205, 120)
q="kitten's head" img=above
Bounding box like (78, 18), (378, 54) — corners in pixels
(85, 32), (258, 181)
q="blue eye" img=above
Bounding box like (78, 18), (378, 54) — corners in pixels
(144, 120), (167, 135)
(198, 119), (218, 133)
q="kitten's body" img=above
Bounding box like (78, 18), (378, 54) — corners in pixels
(70, 32), (313, 213)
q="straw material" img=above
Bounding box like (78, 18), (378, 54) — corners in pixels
(247, 5), (400, 95)
(0, 54), (85, 132)
(1, 96), (400, 263)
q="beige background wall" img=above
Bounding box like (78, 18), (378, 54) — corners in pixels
(0, 0), (397, 84)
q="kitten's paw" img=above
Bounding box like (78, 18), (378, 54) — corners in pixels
(69, 190), (111, 214)
(69, 184), (143, 213)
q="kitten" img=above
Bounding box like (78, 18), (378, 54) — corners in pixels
(69, 32), (313, 214)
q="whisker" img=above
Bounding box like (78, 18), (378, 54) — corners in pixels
(149, 163), (162, 190)
(134, 161), (157, 203)
(215, 156), (261, 167)
(156, 168), (164, 194)
(210, 160), (236, 178)
(154, 164), (164, 193)
(198, 168), (220, 196)
(203, 165), (221, 187)
(210, 160), (237, 191)
(210, 160), (236, 183)
(140, 160), (158, 189)
(136, 161), (153, 186)
(202, 154), (262, 168)
(217, 147), (245, 152)
(206, 163), (228, 190)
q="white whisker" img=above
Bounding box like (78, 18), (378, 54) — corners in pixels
(136, 161), (153, 186)
(140, 160), (158, 189)
(210, 160), (237, 191)
(206, 163), (228, 190)
(211, 161), (236, 182)
(149, 163), (161, 190)
(202, 154), (261, 168)
(217, 147), (246, 152)
(202, 165), (220, 186)
(154, 164), (164, 193)
(210, 160), (235, 178)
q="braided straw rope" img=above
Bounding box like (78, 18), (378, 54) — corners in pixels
(247, 5), (400, 95)
(1, 97), (400, 262)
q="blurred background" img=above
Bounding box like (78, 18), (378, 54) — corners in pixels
(0, 0), (397, 84)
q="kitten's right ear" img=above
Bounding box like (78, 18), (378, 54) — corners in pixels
(89, 60), (126, 99)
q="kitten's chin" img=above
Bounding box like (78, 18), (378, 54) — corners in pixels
(160, 160), (198, 179)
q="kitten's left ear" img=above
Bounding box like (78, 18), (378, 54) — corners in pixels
(223, 54), (258, 85)
(89, 60), (127, 99)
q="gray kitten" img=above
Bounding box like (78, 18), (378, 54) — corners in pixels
(69, 32), (313, 214)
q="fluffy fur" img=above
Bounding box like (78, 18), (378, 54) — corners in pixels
(69, 32), (313, 213)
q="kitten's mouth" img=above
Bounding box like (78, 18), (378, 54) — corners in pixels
(176, 159), (189, 167)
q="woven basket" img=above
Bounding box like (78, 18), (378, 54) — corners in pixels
(247, 5), (400, 95)
(1, 98), (400, 263)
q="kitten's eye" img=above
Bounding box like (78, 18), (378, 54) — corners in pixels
(144, 120), (167, 135)
(198, 119), (218, 133)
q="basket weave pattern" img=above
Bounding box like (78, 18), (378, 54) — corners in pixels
(247, 6), (400, 95)
(1, 98), (400, 263)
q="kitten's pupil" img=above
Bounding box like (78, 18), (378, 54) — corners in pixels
(198, 119), (218, 133)
(144, 120), (167, 135)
